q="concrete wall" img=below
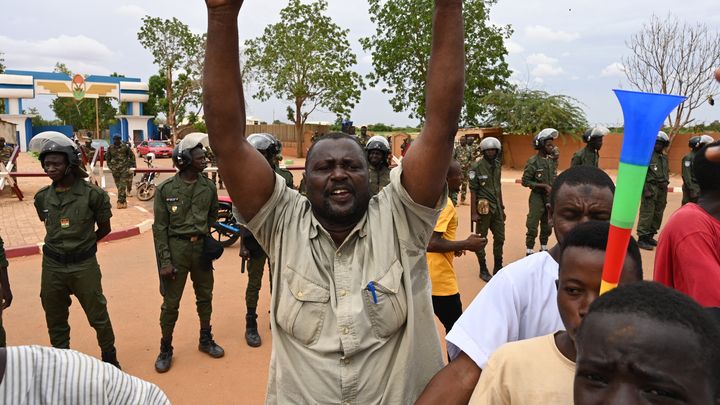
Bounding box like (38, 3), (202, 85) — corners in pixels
(501, 132), (720, 174)
(0, 120), (17, 144)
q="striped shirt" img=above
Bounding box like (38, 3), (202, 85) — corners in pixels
(0, 346), (170, 404)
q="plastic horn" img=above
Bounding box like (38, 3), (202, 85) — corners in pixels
(600, 90), (686, 295)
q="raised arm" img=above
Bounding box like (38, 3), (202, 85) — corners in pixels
(401, 0), (464, 207)
(204, 0), (275, 221)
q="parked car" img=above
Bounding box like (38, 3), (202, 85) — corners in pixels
(137, 140), (173, 158)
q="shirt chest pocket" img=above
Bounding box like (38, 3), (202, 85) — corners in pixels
(276, 265), (330, 346)
(534, 168), (545, 180)
(364, 260), (408, 339)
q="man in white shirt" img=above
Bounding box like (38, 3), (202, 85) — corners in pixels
(417, 166), (616, 404)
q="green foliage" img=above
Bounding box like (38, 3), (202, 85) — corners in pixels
(361, 0), (512, 125)
(480, 88), (587, 135)
(137, 16), (206, 137)
(26, 107), (62, 127)
(243, 0), (364, 131)
(0, 50), (5, 73)
(49, 63), (118, 131)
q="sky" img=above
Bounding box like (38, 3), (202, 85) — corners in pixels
(1, 0), (719, 128)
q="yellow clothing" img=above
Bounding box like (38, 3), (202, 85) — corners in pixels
(469, 333), (575, 405)
(427, 198), (459, 296)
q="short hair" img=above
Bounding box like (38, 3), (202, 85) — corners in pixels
(694, 140), (720, 193)
(550, 166), (615, 207)
(305, 132), (365, 168)
(578, 282), (720, 388)
(560, 221), (643, 280)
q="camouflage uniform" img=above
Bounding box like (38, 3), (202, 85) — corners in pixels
(1, 144), (17, 178)
(637, 151), (669, 240)
(681, 151), (700, 205)
(105, 143), (136, 204)
(368, 165), (391, 195)
(453, 144), (474, 205)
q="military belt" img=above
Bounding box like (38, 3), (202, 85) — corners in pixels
(42, 244), (97, 265)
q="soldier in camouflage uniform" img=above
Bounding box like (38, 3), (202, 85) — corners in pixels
(571, 126), (608, 168)
(468, 137), (505, 282)
(0, 137), (17, 181)
(521, 129), (558, 256)
(637, 132), (671, 250)
(681, 135), (714, 205)
(238, 133), (294, 348)
(452, 137), (472, 205)
(81, 140), (96, 163)
(205, 147), (224, 189)
(105, 136), (136, 209)
(366, 136), (391, 195)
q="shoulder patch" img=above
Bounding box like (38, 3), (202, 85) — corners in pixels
(468, 170), (476, 180)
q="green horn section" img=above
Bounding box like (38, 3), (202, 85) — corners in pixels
(610, 162), (649, 229)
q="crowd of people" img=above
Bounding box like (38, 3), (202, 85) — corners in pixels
(0, 0), (719, 403)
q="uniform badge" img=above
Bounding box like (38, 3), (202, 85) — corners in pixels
(468, 171), (476, 180)
(651, 164), (658, 171)
(60, 218), (70, 228)
(171, 206), (178, 213)
(684, 161), (691, 167)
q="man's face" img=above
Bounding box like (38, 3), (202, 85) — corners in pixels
(459, 138), (467, 147)
(113, 137), (121, 146)
(548, 184), (613, 245)
(43, 153), (69, 182)
(558, 247), (639, 342)
(574, 314), (716, 405)
(465, 136), (474, 146)
(0, 138), (5, 148)
(483, 149), (499, 161)
(447, 163), (462, 193)
(189, 147), (207, 172)
(588, 137), (603, 151)
(654, 140), (666, 153)
(361, 127), (367, 136)
(542, 139), (555, 155)
(306, 138), (370, 226)
(367, 149), (384, 168)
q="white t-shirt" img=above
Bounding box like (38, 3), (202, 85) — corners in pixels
(446, 252), (563, 368)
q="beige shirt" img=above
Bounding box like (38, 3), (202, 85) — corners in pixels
(469, 333), (575, 405)
(246, 165), (446, 404)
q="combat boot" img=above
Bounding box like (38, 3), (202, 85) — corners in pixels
(155, 338), (173, 373)
(199, 327), (225, 358)
(493, 259), (503, 276)
(649, 237), (658, 246)
(638, 237), (654, 251)
(101, 347), (122, 370)
(479, 261), (492, 283)
(245, 313), (262, 348)
(116, 201), (127, 209)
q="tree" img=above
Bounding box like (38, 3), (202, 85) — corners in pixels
(361, 0), (511, 125)
(243, 0), (364, 157)
(0, 51), (5, 73)
(623, 14), (720, 140)
(480, 88), (587, 135)
(50, 63), (118, 134)
(138, 16), (206, 142)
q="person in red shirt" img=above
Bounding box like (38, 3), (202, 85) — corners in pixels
(654, 141), (720, 306)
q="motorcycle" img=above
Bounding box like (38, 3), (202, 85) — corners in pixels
(210, 195), (242, 247)
(135, 153), (158, 201)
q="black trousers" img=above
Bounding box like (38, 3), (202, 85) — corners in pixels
(432, 293), (463, 334)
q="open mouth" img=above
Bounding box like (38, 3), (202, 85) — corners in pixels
(328, 187), (353, 202)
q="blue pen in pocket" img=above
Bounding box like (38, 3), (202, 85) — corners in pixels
(367, 282), (378, 304)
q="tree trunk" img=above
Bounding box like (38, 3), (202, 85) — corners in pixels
(166, 66), (176, 144)
(295, 98), (304, 158)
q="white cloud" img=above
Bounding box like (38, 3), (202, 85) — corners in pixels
(0, 35), (113, 74)
(525, 25), (580, 42)
(531, 63), (565, 77)
(505, 40), (524, 54)
(114, 4), (147, 19)
(600, 62), (626, 77)
(526, 53), (558, 65)
(533, 77), (545, 84)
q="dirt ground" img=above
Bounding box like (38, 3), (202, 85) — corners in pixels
(2, 156), (681, 404)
